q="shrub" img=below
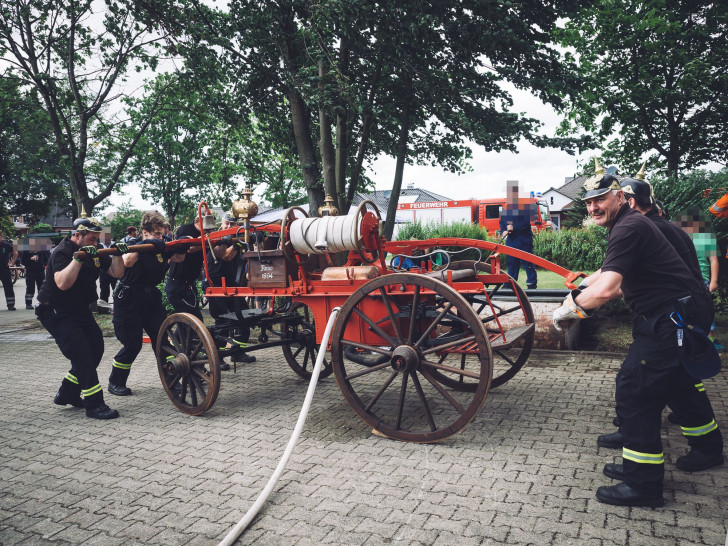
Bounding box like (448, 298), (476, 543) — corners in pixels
(533, 225), (608, 271)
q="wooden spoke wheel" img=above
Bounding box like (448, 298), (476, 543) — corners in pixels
(156, 313), (221, 415)
(279, 206), (309, 267)
(282, 303), (333, 380)
(332, 273), (492, 443)
(432, 261), (535, 390)
(353, 200), (382, 264)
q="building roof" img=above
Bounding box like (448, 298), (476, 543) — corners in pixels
(38, 203), (74, 230)
(554, 175), (587, 201)
(352, 187), (452, 212)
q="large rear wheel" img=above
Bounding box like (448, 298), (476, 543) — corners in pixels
(332, 273), (492, 443)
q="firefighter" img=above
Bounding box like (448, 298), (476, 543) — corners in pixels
(553, 165), (723, 507)
(37, 211), (127, 419)
(598, 174), (712, 450)
(0, 234), (18, 310)
(164, 216), (205, 319)
(108, 211), (177, 396)
(207, 212), (255, 368)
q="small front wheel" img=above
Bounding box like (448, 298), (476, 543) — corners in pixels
(156, 313), (221, 415)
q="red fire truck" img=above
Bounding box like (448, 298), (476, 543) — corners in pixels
(395, 197), (553, 235)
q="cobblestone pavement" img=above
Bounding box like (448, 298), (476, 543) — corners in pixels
(0, 293), (727, 545)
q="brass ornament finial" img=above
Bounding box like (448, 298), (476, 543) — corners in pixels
(635, 160), (647, 181)
(80, 204), (87, 219)
(318, 194), (339, 217)
(231, 186), (258, 221)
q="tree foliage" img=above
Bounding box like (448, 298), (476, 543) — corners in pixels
(141, 0), (588, 237)
(0, 0), (171, 216)
(558, 1), (728, 178)
(106, 203), (145, 242)
(0, 76), (67, 219)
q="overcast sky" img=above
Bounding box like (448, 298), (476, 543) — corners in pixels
(112, 83), (590, 211)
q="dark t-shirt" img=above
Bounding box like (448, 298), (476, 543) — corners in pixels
(601, 204), (704, 314)
(645, 209), (703, 284)
(0, 240), (13, 269)
(37, 237), (112, 310)
(168, 223), (203, 283)
(118, 238), (168, 288)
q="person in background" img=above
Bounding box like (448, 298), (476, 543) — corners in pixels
(499, 180), (537, 289)
(21, 238), (50, 309)
(121, 226), (138, 243)
(162, 222), (173, 242)
(675, 208), (722, 352)
(0, 234), (18, 310)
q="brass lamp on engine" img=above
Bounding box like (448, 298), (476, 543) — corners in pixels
(318, 194), (339, 217)
(232, 186), (258, 244)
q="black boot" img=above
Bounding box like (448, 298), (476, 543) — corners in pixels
(84, 393), (119, 420)
(597, 431), (624, 449)
(613, 416), (621, 427)
(595, 483), (664, 507)
(675, 450), (724, 472)
(108, 366), (132, 396)
(54, 388), (84, 409)
(603, 463), (624, 480)
(108, 382), (132, 396)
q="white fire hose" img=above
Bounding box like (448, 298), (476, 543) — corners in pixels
(289, 215), (360, 254)
(218, 307), (341, 546)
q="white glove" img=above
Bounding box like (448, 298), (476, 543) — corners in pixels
(552, 292), (590, 331)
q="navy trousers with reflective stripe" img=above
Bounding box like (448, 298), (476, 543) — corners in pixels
(616, 312), (722, 495)
(0, 268), (14, 307)
(39, 307), (104, 399)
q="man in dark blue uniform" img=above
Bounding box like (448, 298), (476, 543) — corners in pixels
(0, 234), (18, 310)
(108, 210), (172, 396)
(37, 212), (127, 419)
(553, 169), (724, 507)
(499, 181), (537, 289)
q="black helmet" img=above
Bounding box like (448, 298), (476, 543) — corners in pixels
(620, 177), (654, 207)
(582, 157), (622, 200)
(72, 211), (102, 233)
(223, 211), (237, 223)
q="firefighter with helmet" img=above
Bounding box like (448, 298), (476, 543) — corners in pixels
(36, 210), (128, 419)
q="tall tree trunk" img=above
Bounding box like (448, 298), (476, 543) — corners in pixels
(318, 60), (336, 205)
(335, 110), (349, 214)
(384, 100), (412, 240)
(288, 89), (325, 214)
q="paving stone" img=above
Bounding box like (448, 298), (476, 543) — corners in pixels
(1, 334), (726, 545)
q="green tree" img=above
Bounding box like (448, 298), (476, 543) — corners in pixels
(30, 223), (53, 233)
(142, 0), (588, 236)
(558, 1), (728, 178)
(0, 0), (172, 216)
(0, 76), (68, 220)
(0, 203), (14, 239)
(107, 204), (145, 242)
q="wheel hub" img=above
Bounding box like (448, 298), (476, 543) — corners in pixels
(165, 353), (190, 375)
(390, 345), (419, 373)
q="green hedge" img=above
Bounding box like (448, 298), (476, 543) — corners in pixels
(533, 226), (608, 271)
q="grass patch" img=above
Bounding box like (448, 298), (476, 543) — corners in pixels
(512, 269), (593, 290)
